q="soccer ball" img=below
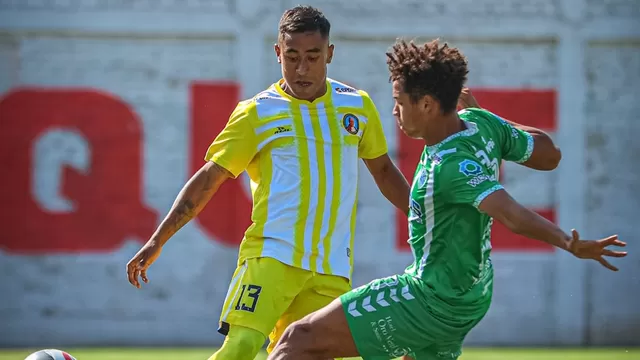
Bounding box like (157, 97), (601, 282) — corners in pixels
(25, 349), (77, 360)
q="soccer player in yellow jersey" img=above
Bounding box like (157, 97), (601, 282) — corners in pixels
(126, 5), (411, 359)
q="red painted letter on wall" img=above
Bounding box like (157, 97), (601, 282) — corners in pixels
(0, 88), (157, 253)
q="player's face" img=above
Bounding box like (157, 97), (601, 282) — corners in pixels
(392, 80), (428, 138)
(275, 31), (334, 101)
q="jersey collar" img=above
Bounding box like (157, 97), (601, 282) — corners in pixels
(425, 121), (479, 155)
(274, 78), (331, 105)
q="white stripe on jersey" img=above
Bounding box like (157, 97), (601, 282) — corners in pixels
(417, 160), (437, 277)
(315, 101), (335, 271)
(300, 104), (319, 270)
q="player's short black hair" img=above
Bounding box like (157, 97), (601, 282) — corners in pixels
(278, 5), (331, 40)
(386, 39), (468, 113)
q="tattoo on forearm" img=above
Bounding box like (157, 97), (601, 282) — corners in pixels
(159, 161), (231, 239)
(172, 199), (196, 231)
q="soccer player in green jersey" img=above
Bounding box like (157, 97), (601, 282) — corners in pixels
(267, 39), (628, 360)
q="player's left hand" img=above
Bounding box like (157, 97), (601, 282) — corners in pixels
(458, 88), (481, 109)
(568, 229), (627, 271)
(126, 240), (163, 288)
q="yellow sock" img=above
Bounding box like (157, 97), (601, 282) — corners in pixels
(208, 325), (266, 360)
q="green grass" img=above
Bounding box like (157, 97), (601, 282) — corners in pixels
(1, 348), (639, 360)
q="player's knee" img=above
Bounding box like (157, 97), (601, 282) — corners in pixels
(280, 320), (314, 348)
(209, 325), (265, 360)
(278, 319), (328, 354)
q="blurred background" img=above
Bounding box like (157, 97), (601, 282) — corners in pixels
(1, 0), (639, 358)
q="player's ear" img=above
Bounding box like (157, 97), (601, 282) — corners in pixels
(422, 95), (435, 113)
(416, 95), (433, 112)
(327, 43), (334, 64)
(274, 43), (281, 63)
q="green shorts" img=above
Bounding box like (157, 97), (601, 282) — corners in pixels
(340, 273), (485, 360)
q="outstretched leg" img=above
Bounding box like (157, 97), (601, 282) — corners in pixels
(270, 273), (472, 360)
(267, 297), (359, 360)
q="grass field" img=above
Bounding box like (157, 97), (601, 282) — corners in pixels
(2, 348), (639, 360)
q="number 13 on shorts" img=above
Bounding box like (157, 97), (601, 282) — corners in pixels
(235, 284), (262, 312)
(220, 262), (264, 321)
(218, 258), (282, 337)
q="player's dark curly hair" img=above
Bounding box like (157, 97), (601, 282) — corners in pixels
(278, 5), (331, 40)
(386, 39), (468, 113)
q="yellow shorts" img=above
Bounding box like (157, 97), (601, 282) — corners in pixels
(218, 256), (351, 351)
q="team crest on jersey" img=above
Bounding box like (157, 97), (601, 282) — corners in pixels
(417, 167), (428, 188)
(342, 113), (360, 135)
(458, 159), (483, 177)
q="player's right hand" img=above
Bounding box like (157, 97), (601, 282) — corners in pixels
(126, 240), (163, 288)
(458, 88), (481, 109)
(568, 229), (627, 271)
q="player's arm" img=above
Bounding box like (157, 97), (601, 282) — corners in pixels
(458, 88), (561, 171)
(150, 161), (231, 247)
(358, 91), (410, 214)
(458, 88), (549, 135)
(127, 161), (233, 288)
(127, 101), (258, 288)
(363, 154), (411, 215)
(495, 116), (561, 171)
(478, 189), (627, 271)
(442, 154), (626, 272)
(152, 101), (257, 245)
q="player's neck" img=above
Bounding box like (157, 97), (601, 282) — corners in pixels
(422, 113), (464, 147)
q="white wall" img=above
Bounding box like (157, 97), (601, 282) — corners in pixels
(0, 0), (638, 347)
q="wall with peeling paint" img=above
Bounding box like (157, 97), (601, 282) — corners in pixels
(0, 0), (638, 347)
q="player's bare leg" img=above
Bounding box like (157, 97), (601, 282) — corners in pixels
(267, 298), (359, 360)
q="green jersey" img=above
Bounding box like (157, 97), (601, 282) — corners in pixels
(339, 108), (535, 358)
(405, 108), (534, 315)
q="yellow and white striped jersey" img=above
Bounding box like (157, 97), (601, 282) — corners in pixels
(205, 78), (388, 280)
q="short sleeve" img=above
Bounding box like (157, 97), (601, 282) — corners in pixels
(482, 110), (534, 163)
(439, 154), (504, 209)
(204, 100), (259, 178)
(357, 91), (388, 159)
